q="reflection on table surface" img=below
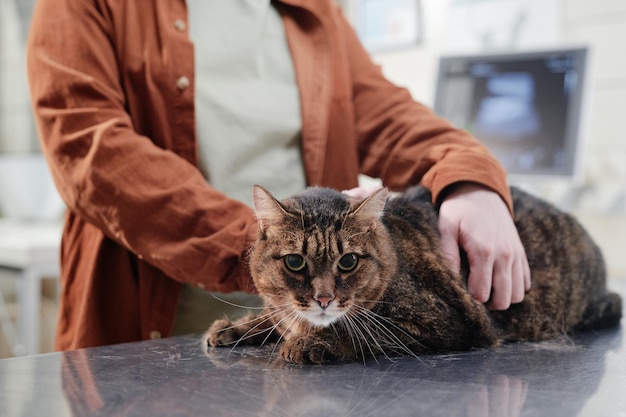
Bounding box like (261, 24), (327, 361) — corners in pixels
(1, 281), (625, 417)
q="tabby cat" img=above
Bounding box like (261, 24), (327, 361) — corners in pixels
(205, 185), (622, 364)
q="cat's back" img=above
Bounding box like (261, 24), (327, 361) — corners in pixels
(381, 186), (443, 256)
(509, 185), (604, 289)
(493, 186), (621, 338)
(385, 185), (621, 341)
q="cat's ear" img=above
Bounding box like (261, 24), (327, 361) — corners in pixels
(252, 185), (288, 232)
(350, 187), (388, 230)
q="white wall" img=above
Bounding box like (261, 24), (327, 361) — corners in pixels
(370, 0), (626, 212)
(564, 0), (626, 212)
(0, 0), (37, 153)
(365, 0), (626, 276)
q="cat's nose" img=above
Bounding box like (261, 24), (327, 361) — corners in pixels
(314, 294), (335, 309)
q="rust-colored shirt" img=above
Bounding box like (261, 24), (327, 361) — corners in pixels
(27, 0), (511, 350)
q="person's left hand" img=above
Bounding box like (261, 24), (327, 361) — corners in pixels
(343, 182), (531, 310)
(438, 183), (531, 310)
(342, 184), (384, 200)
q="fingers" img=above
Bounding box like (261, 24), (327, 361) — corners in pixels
(467, 386), (489, 417)
(490, 375), (528, 417)
(341, 185), (383, 200)
(470, 244), (528, 310)
(488, 255), (514, 310)
(467, 251), (494, 304)
(523, 255), (532, 292)
(482, 247), (530, 310)
(437, 184), (532, 311)
(438, 218), (462, 275)
(510, 259), (526, 304)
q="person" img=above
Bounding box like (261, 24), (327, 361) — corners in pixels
(26, 0), (530, 351)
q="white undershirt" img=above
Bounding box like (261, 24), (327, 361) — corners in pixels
(187, 0), (306, 207)
(173, 0), (306, 335)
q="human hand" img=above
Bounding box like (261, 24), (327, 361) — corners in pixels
(438, 183), (531, 310)
(488, 374), (528, 417)
(467, 375), (528, 417)
(342, 184), (384, 200)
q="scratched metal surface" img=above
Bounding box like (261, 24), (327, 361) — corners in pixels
(0, 280), (624, 417)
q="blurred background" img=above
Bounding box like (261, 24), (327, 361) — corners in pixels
(342, 0), (626, 278)
(0, 0), (624, 357)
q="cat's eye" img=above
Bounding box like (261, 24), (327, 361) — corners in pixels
(284, 254), (306, 272)
(338, 253), (358, 272)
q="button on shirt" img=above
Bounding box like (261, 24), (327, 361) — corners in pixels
(172, 0), (304, 335)
(176, 76), (190, 90)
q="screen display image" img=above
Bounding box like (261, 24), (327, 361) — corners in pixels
(434, 48), (588, 179)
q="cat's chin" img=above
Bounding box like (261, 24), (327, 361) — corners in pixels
(299, 309), (344, 328)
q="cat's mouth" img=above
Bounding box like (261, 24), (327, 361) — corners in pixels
(300, 305), (345, 327)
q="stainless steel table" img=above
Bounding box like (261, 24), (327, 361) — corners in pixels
(1, 280), (625, 417)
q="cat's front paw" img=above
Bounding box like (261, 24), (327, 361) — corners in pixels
(280, 336), (336, 364)
(204, 318), (239, 347)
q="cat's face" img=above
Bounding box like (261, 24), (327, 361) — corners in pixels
(250, 186), (397, 329)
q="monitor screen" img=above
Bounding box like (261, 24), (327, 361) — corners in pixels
(433, 48), (588, 180)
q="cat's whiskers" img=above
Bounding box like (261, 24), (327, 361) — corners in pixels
(328, 320), (368, 364)
(340, 314), (371, 364)
(344, 312), (382, 361)
(208, 295), (301, 355)
(270, 310), (304, 359)
(340, 206), (351, 231)
(234, 307), (289, 346)
(345, 230), (370, 241)
(258, 305), (302, 347)
(210, 293), (266, 310)
(347, 312), (395, 362)
(216, 307), (291, 361)
(364, 314), (425, 358)
(299, 208), (305, 231)
(353, 298), (394, 306)
(350, 305), (425, 361)
(208, 301), (286, 334)
(219, 306), (295, 362)
(281, 230), (300, 242)
(211, 312), (274, 339)
(350, 299), (423, 356)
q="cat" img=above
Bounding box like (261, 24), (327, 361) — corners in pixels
(204, 185), (622, 364)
